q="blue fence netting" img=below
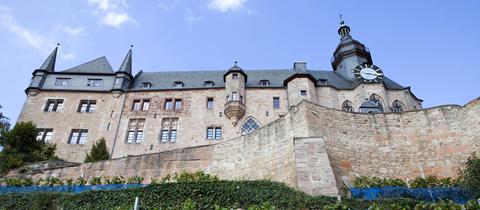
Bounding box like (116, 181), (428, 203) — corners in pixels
(0, 184), (147, 194)
(351, 186), (472, 204)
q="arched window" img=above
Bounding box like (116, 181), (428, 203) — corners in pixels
(241, 117), (260, 135)
(391, 100), (406, 113)
(341, 100), (355, 112)
(369, 94), (384, 112)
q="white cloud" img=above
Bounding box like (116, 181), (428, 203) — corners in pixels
(158, 0), (179, 11)
(0, 5), (76, 60)
(208, 0), (246, 12)
(184, 9), (202, 23)
(87, 0), (137, 28)
(61, 52), (76, 61)
(58, 25), (85, 36)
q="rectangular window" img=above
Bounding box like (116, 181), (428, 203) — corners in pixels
(132, 100), (141, 111)
(164, 99), (173, 110)
(44, 99), (64, 112)
(174, 99), (182, 110)
(232, 74), (238, 80)
(207, 126), (222, 140)
(300, 90), (307, 96)
(170, 130), (177, 142)
(36, 128), (53, 143)
(68, 129), (88, 144)
(126, 118), (145, 143)
(142, 100), (150, 111)
(160, 118), (178, 142)
(54, 78), (70, 86)
(87, 79), (102, 87)
(207, 98), (214, 110)
(273, 97), (280, 109)
(160, 130), (169, 142)
(77, 100), (97, 113)
(232, 92), (238, 101)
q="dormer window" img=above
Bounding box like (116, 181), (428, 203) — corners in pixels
(87, 79), (102, 87)
(259, 80), (270, 86)
(140, 82), (152, 89)
(204, 81), (214, 87)
(173, 81), (184, 88)
(318, 79), (328, 85)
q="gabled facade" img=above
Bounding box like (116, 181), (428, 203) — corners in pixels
(18, 21), (422, 162)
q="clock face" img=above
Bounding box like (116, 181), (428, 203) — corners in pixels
(354, 64), (383, 83)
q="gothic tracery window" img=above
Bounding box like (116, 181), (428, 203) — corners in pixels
(241, 117), (260, 135)
(369, 94), (384, 112)
(391, 100), (406, 113)
(341, 100), (355, 112)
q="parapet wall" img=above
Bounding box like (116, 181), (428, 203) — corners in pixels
(8, 98), (480, 196)
(303, 98), (480, 182)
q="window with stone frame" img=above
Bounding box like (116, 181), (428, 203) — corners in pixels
(207, 98), (214, 110)
(206, 126), (222, 140)
(68, 129), (88, 144)
(232, 73), (238, 80)
(369, 94), (384, 112)
(160, 118), (178, 142)
(37, 128), (53, 143)
(44, 99), (64, 112)
(132, 99), (150, 111)
(341, 100), (355, 112)
(273, 97), (280, 109)
(241, 117), (260, 135)
(164, 99), (182, 110)
(77, 100), (97, 113)
(391, 100), (406, 113)
(126, 118), (145, 143)
(300, 90), (307, 96)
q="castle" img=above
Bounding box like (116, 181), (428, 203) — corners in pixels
(15, 20), (478, 197)
(19, 20), (422, 163)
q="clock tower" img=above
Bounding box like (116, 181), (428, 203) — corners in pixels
(331, 18), (373, 81)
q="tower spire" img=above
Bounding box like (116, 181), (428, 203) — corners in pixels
(117, 46), (132, 75)
(39, 43), (59, 72)
(338, 15), (351, 37)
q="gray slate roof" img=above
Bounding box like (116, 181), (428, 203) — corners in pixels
(62, 57), (114, 74)
(131, 69), (406, 91)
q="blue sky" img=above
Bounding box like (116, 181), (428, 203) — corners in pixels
(0, 0), (479, 123)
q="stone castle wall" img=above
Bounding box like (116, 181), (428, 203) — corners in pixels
(12, 98), (479, 196)
(304, 98), (479, 181)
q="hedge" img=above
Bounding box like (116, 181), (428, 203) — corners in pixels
(0, 180), (338, 210)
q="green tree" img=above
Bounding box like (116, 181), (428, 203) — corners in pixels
(459, 152), (480, 198)
(84, 138), (110, 163)
(0, 121), (58, 173)
(0, 105), (10, 133)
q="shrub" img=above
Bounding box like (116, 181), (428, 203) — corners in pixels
(173, 170), (220, 183)
(459, 153), (480, 198)
(0, 122), (59, 174)
(84, 138), (110, 163)
(126, 176), (144, 184)
(89, 176), (102, 185)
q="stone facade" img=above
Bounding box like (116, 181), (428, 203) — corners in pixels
(10, 98), (480, 197)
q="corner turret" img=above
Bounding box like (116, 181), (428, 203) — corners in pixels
(26, 44), (59, 96)
(223, 61), (246, 126)
(112, 47), (134, 93)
